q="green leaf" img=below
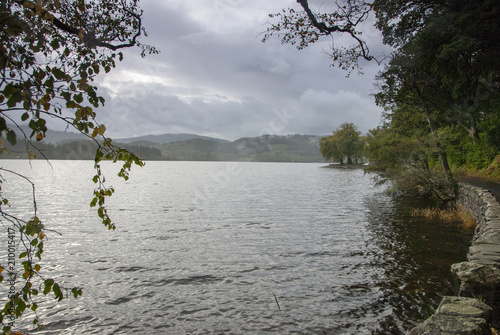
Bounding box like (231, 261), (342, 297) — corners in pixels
(74, 93), (83, 104)
(3, 83), (16, 97)
(52, 68), (65, 80)
(53, 283), (63, 301)
(43, 279), (54, 295)
(16, 298), (26, 313)
(50, 39), (60, 50)
(6, 130), (16, 146)
(23, 99), (32, 110)
(6, 91), (22, 108)
(44, 78), (54, 88)
(61, 91), (71, 101)
(35, 69), (46, 82)
(67, 101), (77, 109)
(28, 119), (37, 131)
(71, 287), (82, 298)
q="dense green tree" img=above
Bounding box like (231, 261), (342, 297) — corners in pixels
(320, 123), (364, 164)
(266, 0), (500, 197)
(374, 0), (500, 173)
(365, 114), (458, 207)
(374, 50), (455, 182)
(0, 0), (156, 332)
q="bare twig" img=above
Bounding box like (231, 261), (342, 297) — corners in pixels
(272, 292), (290, 335)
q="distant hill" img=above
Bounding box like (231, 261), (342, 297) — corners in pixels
(11, 126), (230, 145)
(115, 133), (230, 145)
(159, 134), (323, 162)
(12, 125), (88, 144)
(6, 127), (324, 162)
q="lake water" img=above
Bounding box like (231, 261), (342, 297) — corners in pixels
(0, 160), (474, 334)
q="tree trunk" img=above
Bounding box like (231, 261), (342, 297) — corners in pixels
(458, 121), (479, 145)
(417, 90), (454, 182)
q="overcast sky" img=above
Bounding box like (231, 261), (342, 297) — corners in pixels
(93, 0), (388, 141)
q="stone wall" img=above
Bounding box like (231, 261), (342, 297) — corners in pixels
(407, 183), (500, 334)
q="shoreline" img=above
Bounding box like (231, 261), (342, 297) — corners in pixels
(408, 182), (500, 334)
(322, 164), (367, 169)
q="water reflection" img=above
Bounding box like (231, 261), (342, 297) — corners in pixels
(364, 191), (475, 334)
(0, 161), (477, 334)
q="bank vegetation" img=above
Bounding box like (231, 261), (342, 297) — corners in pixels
(291, 0), (500, 209)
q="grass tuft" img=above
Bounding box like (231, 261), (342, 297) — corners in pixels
(411, 204), (476, 228)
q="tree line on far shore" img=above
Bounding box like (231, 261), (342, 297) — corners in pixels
(2, 134), (324, 163)
(321, 116), (500, 207)
(288, 0), (500, 208)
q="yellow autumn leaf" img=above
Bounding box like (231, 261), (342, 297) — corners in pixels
(78, 29), (84, 39)
(36, 133), (44, 141)
(98, 124), (106, 135)
(44, 12), (54, 22)
(0, 265), (4, 274)
(34, 264), (41, 272)
(91, 125), (106, 139)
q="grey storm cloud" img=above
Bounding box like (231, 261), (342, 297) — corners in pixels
(93, 0), (386, 140)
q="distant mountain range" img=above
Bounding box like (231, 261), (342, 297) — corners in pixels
(12, 125), (230, 145)
(115, 133), (231, 146)
(156, 134), (323, 162)
(7, 127), (325, 162)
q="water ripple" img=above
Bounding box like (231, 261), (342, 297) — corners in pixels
(0, 161), (474, 335)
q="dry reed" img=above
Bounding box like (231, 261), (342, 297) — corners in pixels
(411, 204), (476, 228)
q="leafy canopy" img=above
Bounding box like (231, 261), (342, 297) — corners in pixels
(0, 0), (157, 332)
(319, 123), (364, 164)
(267, 0), (500, 200)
